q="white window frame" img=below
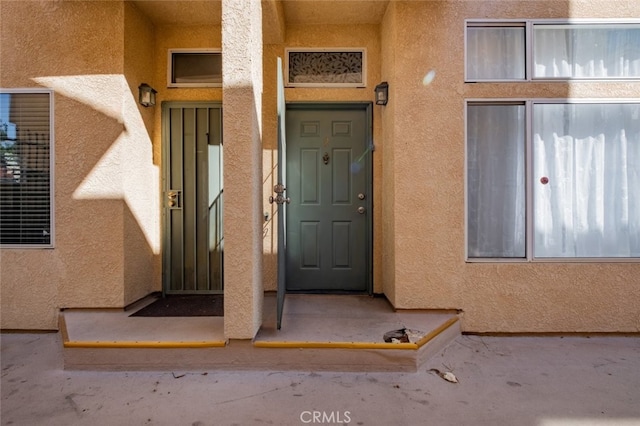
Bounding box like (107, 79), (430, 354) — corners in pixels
(464, 98), (640, 263)
(167, 48), (222, 88)
(285, 47), (367, 88)
(0, 88), (55, 249)
(465, 19), (640, 83)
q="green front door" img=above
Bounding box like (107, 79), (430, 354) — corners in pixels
(285, 104), (372, 293)
(162, 102), (223, 294)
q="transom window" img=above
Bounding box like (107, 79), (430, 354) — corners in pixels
(0, 90), (54, 247)
(168, 49), (222, 87)
(285, 48), (366, 88)
(466, 20), (640, 81)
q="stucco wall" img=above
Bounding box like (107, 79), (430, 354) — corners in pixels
(2, 0), (638, 334)
(122, 1), (162, 305)
(222, 0), (264, 339)
(0, 0), (160, 329)
(380, 3), (399, 305)
(383, 1), (640, 333)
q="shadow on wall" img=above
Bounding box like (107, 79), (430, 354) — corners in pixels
(35, 74), (160, 307)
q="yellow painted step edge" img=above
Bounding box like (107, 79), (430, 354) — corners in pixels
(253, 341), (418, 349)
(63, 340), (227, 349)
(59, 314), (226, 349)
(253, 316), (459, 350)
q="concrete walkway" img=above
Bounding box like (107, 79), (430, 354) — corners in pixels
(2, 332), (639, 426)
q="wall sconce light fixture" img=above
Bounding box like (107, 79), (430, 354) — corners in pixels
(374, 81), (388, 106)
(138, 83), (157, 107)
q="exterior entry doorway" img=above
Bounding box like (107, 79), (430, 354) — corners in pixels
(162, 102), (224, 295)
(285, 104), (372, 293)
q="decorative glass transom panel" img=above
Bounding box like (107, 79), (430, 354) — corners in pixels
(286, 49), (366, 87)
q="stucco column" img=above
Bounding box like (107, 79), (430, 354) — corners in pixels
(222, 0), (264, 339)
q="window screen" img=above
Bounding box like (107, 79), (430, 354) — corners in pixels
(533, 102), (640, 257)
(466, 24), (526, 81)
(0, 91), (53, 247)
(466, 103), (527, 258)
(533, 23), (640, 79)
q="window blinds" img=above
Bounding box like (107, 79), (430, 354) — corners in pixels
(0, 92), (52, 246)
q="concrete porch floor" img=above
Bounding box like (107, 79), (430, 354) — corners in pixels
(60, 293), (460, 371)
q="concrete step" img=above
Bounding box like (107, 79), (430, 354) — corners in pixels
(61, 294), (461, 372)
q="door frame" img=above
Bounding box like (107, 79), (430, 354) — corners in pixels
(161, 101), (224, 296)
(285, 101), (374, 295)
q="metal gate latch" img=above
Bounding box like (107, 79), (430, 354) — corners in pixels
(167, 190), (181, 208)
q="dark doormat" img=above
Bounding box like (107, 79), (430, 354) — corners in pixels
(130, 295), (223, 317)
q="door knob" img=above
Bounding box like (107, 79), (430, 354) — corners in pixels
(357, 206), (366, 214)
(269, 184), (290, 205)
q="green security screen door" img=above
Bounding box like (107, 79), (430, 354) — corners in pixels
(285, 105), (372, 293)
(275, 57), (287, 329)
(162, 103), (223, 294)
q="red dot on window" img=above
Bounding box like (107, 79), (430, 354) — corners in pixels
(540, 177), (549, 185)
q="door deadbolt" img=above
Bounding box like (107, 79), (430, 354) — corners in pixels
(358, 193), (365, 200)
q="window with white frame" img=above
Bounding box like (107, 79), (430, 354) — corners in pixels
(466, 19), (640, 261)
(465, 20), (640, 81)
(0, 90), (54, 247)
(466, 101), (640, 260)
(168, 49), (222, 87)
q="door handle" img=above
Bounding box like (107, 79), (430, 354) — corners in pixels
(357, 206), (366, 214)
(269, 184), (290, 205)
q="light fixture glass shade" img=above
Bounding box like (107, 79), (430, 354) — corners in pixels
(375, 81), (388, 105)
(138, 83), (157, 107)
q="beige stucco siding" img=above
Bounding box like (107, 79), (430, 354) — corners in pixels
(221, 0), (265, 338)
(380, 4), (399, 305)
(1, 0), (639, 335)
(383, 1), (640, 333)
(122, 1), (161, 306)
(0, 0), (159, 329)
